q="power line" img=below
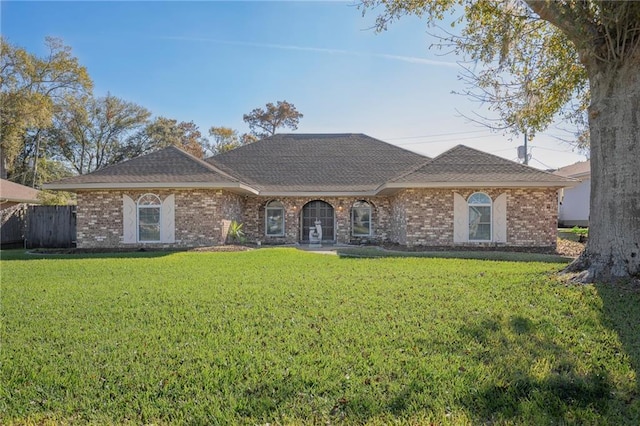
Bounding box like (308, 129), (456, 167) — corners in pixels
(384, 129), (490, 141)
(396, 133), (496, 145)
(490, 147), (516, 154)
(529, 145), (576, 154)
(530, 157), (555, 170)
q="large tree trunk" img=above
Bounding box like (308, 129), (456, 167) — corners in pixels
(568, 55), (640, 283)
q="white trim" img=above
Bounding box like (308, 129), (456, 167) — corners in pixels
(258, 190), (379, 197)
(265, 201), (285, 237)
(43, 182), (259, 194)
(377, 180), (578, 192)
(137, 194), (162, 243)
(468, 192), (492, 242)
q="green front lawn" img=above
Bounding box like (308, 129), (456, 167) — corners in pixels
(1, 249), (638, 425)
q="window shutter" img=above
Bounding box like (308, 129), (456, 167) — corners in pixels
(453, 192), (469, 243)
(122, 195), (136, 243)
(493, 193), (507, 243)
(161, 194), (175, 243)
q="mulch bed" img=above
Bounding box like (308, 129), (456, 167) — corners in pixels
(555, 239), (586, 258)
(381, 238), (585, 258)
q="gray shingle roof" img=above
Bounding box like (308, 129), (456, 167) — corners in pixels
(44, 146), (252, 191)
(553, 160), (590, 178)
(207, 133), (428, 193)
(44, 136), (576, 193)
(389, 145), (574, 187)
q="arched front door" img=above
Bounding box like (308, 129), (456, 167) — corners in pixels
(301, 200), (335, 242)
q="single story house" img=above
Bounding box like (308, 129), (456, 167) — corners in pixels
(554, 160), (590, 227)
(44, 134), (575, 249)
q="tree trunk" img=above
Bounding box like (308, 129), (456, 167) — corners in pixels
(567, 55), (640, 283)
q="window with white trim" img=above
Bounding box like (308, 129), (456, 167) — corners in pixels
(265, 200), (285, 236)
(351, 201), (372, 236)
(137, 194), (161, 242)
(468, 192), (492, 241)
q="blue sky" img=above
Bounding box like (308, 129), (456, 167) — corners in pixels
(1, 0), (587, 169)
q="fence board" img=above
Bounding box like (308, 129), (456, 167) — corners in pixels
(26, 206), (76, 248)
(1, 205), (27, 248)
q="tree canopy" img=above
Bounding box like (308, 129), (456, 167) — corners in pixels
(0, 36), (92, 181)
(243, 100), (304, 138)
(360, 0), (640, 282)
(49, 94), (151, 174)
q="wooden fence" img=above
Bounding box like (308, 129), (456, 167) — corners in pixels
(1, 205), (28, 248)
(25, 205), (76, 249)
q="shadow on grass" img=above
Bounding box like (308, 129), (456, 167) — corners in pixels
(0, 249), (174, 261)
(453, 312), (635, 423)
(596, 282), (640, 407)
(329, 312), (633, 423)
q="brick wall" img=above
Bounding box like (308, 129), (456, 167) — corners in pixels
(76, 187), (558, 248)
(389, 188), (558, 247)
(242, 196), (392, 245)
(76, 189), (243, 248)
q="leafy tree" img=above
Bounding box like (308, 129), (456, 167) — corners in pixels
(139, 117), (206, 158)
(360, 0), (640, 283)
(0, 37), (92, 182)
(242, 100), (303, 138)
(38, 189), (76, 206)
(50, 94), (151, 174)
(117, 117), (209, 163)
(208, 126), (258, 155)
(208, 126), (242, 155)
(12, 155), (75, 190)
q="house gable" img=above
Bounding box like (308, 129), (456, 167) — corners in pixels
(207, 133), (429, 194)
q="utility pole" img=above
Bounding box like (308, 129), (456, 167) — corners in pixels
(517, 132), (530, 165)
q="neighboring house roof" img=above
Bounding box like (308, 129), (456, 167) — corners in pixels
(378, 145), (575, 193)
(207, 133), (428, 194)
(43, 135), (577, 195)
(553, 160), (590, 179)
(44, 146), (258, 194)
(0, 179), (41, 204)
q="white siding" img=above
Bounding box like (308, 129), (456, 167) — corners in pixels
(559, 178), (590, 225)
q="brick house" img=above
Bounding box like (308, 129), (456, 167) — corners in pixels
(44, 134), (575, 249)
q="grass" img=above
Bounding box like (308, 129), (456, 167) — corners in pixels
(1, 248), (638, 425)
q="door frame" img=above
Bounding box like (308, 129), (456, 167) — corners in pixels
(300, 200), (335, 243)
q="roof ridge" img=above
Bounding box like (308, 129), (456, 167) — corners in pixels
(167, 145), (246, 183)
(388, 157), (433, 183)
(357, 134), (432, 159)
(437, 144), (570, 179)
(205, 156), (262, 187)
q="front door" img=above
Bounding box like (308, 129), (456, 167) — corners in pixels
(301, 200), (335, 242)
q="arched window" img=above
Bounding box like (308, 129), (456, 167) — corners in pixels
(351, 200), (372, 236)
(265, 200), (285, 236)
(137, 194), (161, 242)
(468, 192), (492, 241)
